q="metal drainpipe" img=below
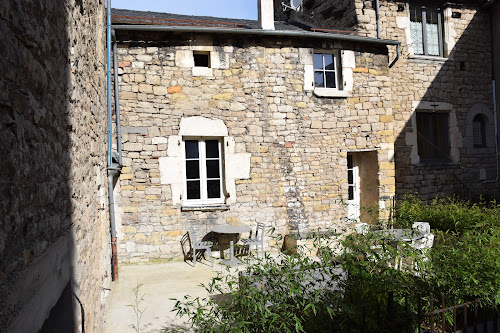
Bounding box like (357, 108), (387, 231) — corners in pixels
(112, 30), (123, 165)
(106, 0), (119, 280)
(375, 0), (381, 39)
(484, 11), (499, 184)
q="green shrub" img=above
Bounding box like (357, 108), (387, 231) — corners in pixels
(395, 194), (499, 233)
(171, 196), (500, 332)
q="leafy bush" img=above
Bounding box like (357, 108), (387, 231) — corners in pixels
(395, 194), (499, 233)
(171, 196), (500, 332)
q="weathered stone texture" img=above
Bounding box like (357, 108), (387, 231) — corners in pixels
(284, 0), (499, 201)
(114, 33), (396, 262)
(0, 1), (109, 332)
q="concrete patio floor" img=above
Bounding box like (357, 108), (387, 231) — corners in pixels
(104, 258), (249, 333)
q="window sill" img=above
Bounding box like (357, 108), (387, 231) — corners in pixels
(408, 55), (450, 63)
(313, 88), (350, 98)
(181, 204), (230, 212)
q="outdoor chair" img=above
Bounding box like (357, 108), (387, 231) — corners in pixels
(188, 227), (213, 267)
(240, 222), (265, 259)
(354, 222), (369, 235)
(412, 222), (431, 234)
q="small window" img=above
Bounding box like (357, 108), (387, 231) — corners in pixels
(193, 52), (210, 68)
(473, 114), (486, 148)
(313, 52), (340, 89)
(184, 138), (224, 205)
(416, 112), (449, 163)
(410, 3), (444, 57)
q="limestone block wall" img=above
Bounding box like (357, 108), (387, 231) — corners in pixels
(114, 32), (396, 262)
(0, 1), (109, 332)
(374, 1), (497, 200)
(279, 0), (499, 200)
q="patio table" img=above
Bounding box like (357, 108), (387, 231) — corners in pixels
(372, 228), (425, 242)
(372, 228), (426, 269)
(211, 225), (251, 266)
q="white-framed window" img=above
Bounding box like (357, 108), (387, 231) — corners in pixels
(183, 138), (224, 205)
(303, 49), (353, 98)
(410, 3), (444, 57)
(314, 52), (341, 90)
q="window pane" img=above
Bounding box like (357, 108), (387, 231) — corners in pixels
(193, 52), (210, 67)
(433, 113), (448, 158)
(205, 140), (219, 158)
(324, 54), (335, 70)
(325, 72), (337, 89)
(417, 113), (431, 159)
(313, 53), (324, 69)
(473, 116), (485, 147)
(185, 160), (199, 179)
(314, 71), (324, 87)
(410, 21), (424, 55)
(185, 140), (199, 158)
(206, 160), (220, 178)
(187, 180), (201, 199)
(207, 180), (221, 198)
(348, 186), (354, 200)
(426, 23), (440, 56)
(348, 169), (353, 184)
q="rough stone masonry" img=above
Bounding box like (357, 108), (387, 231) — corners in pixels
(0, 0), (110, 332)
(113, 31), (397, 263)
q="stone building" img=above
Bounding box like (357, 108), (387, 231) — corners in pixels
(110, 0), (499, 264)
(275, 0), (500, 201)
(111, 2), (400, 263)
(0, 1), (110, 332)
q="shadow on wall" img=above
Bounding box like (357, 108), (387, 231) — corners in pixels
(394, 6), (499, 202)
(0, 0), (106, 332)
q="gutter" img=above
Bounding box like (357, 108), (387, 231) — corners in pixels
(112, 24), (400, 67)
(112, 24), (399, 45)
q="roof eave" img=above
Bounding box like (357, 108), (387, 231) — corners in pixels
(111, 24), (400, 46)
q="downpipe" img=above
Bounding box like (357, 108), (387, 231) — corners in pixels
(483, 79), (499, 184)
(106, 0), (119, 280)
(112, 30), (122, 165)
(484, 12), (499, 184)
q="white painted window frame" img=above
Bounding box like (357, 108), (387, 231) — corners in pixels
(314, 51), (341, 90)
(302, 48), (354, 98)
(182, 137), (225, 206)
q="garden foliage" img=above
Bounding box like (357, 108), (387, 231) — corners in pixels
(171, 196), (500, 332)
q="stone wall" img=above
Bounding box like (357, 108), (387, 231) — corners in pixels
(277, 0), (499, 201)
(114, 32), (396, 262)
(0, 1), (109, 332)
(372, 1), (498, 200)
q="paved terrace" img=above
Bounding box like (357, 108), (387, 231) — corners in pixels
(104, 258), (239, 333)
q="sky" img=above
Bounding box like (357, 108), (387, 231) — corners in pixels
(111, 0), (258, 20)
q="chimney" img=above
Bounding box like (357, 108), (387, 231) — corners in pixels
(258, 0), (275, 30)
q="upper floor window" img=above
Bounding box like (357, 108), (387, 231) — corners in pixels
(313, 52), (341, 90)
(184, 138), (224, 205)
(193, 51), (210, 68)
(473, 114), (486, 148)
(416, 112), (449, 163)
(410, 4), (444, 57)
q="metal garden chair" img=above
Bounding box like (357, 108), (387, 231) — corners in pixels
(188, 227), (213, 267)
(240, 222), (265, 259)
